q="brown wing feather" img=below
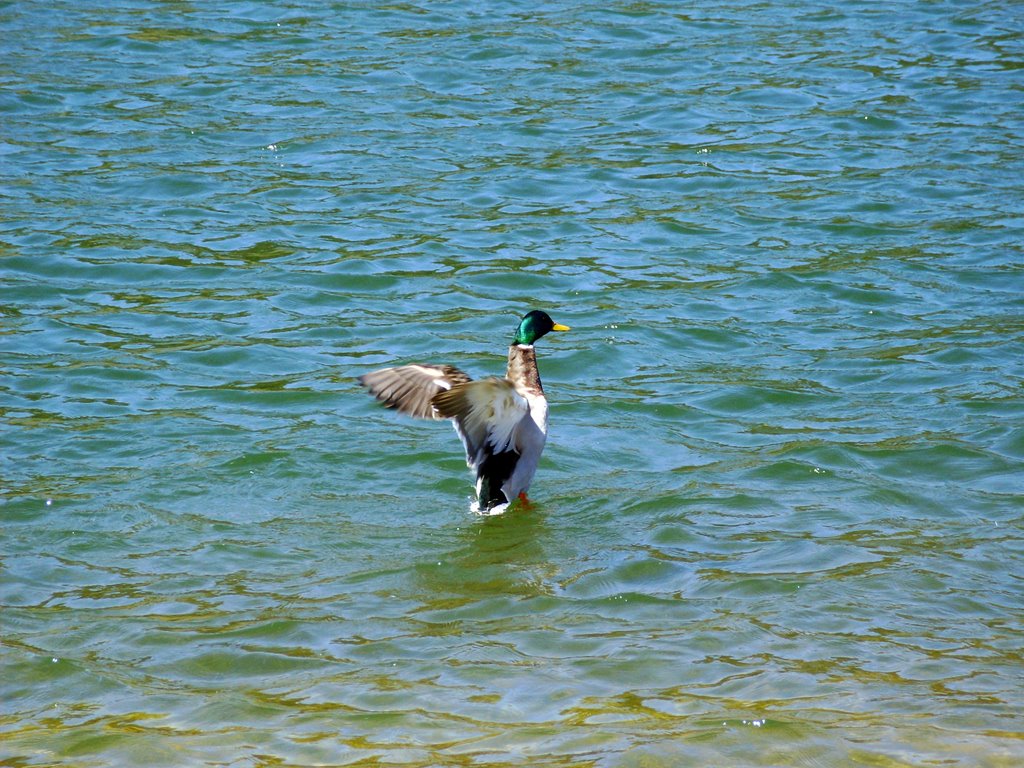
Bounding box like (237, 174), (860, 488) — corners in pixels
(358, 364), (472, 420)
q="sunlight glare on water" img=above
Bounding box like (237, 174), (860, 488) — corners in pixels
(2, 1), (1023, 766)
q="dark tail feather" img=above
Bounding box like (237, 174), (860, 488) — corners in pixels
(476, 449), (519, 511)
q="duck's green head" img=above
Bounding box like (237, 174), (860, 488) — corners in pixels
(513, 310), (570, 346)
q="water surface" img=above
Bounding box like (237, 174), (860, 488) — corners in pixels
(2, 1), (1023, 766)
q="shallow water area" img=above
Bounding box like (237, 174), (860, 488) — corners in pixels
(2, 1), (1023, 766)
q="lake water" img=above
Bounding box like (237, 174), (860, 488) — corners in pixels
(2, 1), (1023, 766)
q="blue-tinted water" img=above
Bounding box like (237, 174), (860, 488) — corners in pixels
(2, 1), (1023, 766)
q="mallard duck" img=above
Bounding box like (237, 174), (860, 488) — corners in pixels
(358, 310), (570, 514)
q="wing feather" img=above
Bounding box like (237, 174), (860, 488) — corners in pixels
(358, 364), (472, 420)
(431, 378), (529, 468)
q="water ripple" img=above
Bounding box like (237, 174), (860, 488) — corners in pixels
(3, 1), (1024, 766)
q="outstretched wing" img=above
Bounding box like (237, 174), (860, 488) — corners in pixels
(430, 378), (529, 468)
(359, 364), (472, 420)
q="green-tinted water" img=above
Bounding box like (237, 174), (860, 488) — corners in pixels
(2, 1), (1022, 766)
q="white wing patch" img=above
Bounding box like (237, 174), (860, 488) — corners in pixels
(406, 365), (456, 390)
